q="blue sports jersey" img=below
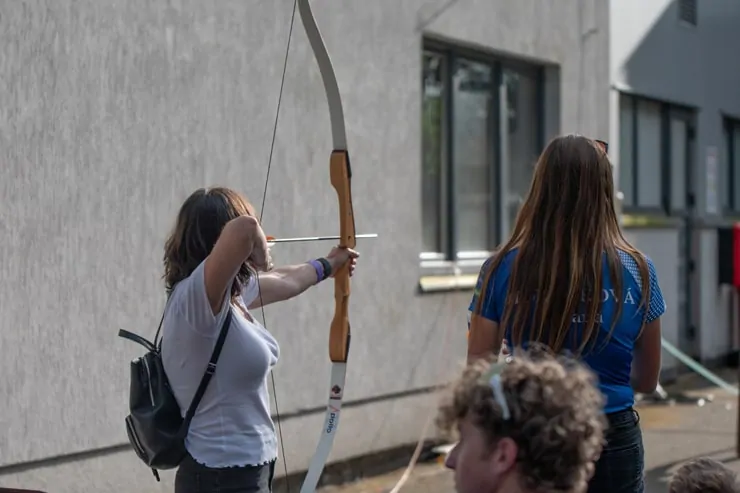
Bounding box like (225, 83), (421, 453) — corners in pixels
(469, 249), (666, 413)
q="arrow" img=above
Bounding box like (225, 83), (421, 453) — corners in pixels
(266, 233), (378, 244)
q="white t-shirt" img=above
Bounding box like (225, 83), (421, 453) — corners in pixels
(161, 260), (280, 467)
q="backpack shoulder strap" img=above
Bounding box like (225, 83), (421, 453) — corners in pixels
(180, 309), (233, 430)
(118, 304), (165, 353)
(155, 293), (174, 350)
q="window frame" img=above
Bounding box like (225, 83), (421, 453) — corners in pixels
(618, 92), (696, 216)
(420, 40), (545, 273)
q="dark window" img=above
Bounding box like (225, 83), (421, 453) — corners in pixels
(452, 58), (494, 254)
(421, 52), (447, 254)
(421, 45), (544, 262)
(724, 118), (740, 211)
(618, 93), (695, 214)
(678, 0), (697, 26)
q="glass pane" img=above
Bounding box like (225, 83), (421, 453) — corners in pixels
(670, 117), (687, 210)
(452, 58), (493, 254)
(421, 52), (446, 254)
(636, 100), (662, 208)
(619, 96), (635, 207)
(722, 125), (731, 210)
(733, 126), (740, 211)
(502, 67), (540, 237)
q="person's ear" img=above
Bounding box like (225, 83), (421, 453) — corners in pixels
(489, 437), (518, 474)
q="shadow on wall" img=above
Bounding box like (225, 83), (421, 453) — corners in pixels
(617, 0), (740, 109)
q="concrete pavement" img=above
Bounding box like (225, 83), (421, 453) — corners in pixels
(318, 369), (740, 493)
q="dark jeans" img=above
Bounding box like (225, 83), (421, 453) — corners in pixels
(175, 454), (276, 493)
(588, 407), (644, 493)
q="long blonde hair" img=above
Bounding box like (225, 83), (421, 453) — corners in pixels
(473, 135), (650, 354)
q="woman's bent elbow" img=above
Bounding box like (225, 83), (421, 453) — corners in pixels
(228, 215), (259, 245)
(203, 215), (261, 304)
(632, 376), (659, 394)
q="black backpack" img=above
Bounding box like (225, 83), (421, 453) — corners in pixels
(118, 309), (233, 481)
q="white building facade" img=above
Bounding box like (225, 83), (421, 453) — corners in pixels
(1, 1), (610, 492)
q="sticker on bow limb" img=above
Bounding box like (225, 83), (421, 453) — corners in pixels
(331, 385), (343, 398)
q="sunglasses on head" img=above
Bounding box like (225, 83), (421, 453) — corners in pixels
(594, 139), (609, 154)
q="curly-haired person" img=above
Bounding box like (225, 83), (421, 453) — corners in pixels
(437, 350), (607, 493)
(668, 458), (739, 493)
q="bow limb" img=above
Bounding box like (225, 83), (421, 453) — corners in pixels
(297, 1), (356, 492)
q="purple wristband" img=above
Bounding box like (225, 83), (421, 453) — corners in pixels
(308, 259), (324, 284)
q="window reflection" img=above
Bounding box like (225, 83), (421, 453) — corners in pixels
(619, 93), (695, 213)
(723, 124), (731, 210)
(724, 123), (740, 211)
(419, 47), (545, 262)
(619, 97), (635, 206)
(453, 58), (493, 253)
(670, 117), (687, 211)
(422, 52), (446, 254)
(501, 67), (540, 238)
(636, 100), (662, 208)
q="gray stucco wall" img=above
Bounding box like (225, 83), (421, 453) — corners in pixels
(0, 1), (608, 491)
(609, 0), (740, 367)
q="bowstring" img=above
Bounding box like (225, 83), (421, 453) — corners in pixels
(257, 0), (300, 490)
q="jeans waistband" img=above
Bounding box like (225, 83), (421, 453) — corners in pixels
(606, 406), (639, 426)
(181, 453), (276, 471)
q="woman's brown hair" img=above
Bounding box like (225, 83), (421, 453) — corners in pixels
(163, 187), (256, 298)
(473, 134), (650, 354)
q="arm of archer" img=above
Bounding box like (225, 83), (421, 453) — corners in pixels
(247, 263), (319, 309)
